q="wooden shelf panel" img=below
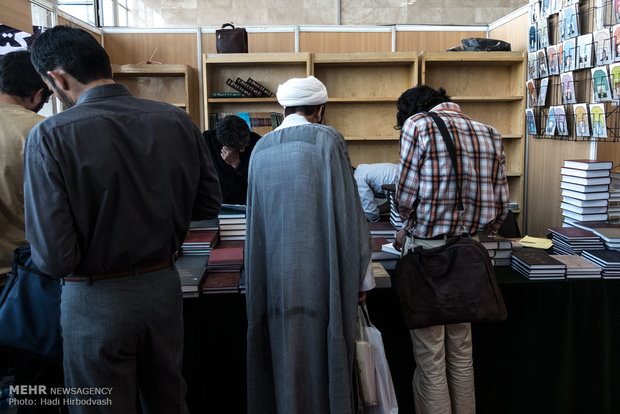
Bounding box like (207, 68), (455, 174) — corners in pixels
(451, 96), (523, 102)
(327, 98), (399, 103)
(314, 51), (418, 64)
(111, 63), (189, 75)
(421, 51), (526, 64)
(208, 98), (278, 103)
(204, 52), (311, 65)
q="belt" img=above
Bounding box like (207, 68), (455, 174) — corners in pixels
(63, 257), (172, 283)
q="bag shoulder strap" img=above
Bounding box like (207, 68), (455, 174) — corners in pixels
(427, 111), (463, 212)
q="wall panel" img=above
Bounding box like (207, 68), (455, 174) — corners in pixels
(0, 0), (32, 34)
(300, 32), (391, 53)
(396, 30), (486, 52)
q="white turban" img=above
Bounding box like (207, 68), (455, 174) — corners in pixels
(276, 76), (328, 107)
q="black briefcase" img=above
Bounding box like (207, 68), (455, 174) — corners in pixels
(216, 23), (248, 53)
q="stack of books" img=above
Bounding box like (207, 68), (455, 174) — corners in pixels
(550, 254), (602, 279)
(580, 249), (620, 278)
(181, 230), (219, 255)
(218, 204), (246, 241)
(175, 254), (209, 298)
(478, 234), (513, 267)
(547, 226), (605, 255)
(608, 171), (620, 220)
(511, 249), (566, 280)
(570, 220), (620, 250)
(560, 159), (612, 224)
(387, 192), (403, 231)
(202, 242), (245, 294)
(367, 221), (397, 242)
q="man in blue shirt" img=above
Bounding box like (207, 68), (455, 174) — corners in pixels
(25, 26), (221, 413)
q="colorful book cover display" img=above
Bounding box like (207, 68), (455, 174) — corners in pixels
(527, 0), (620, 139)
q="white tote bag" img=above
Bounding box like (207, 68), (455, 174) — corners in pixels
(355, 305), (399, 414)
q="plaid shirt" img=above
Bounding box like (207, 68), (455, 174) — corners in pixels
(396, 102), (509, 238)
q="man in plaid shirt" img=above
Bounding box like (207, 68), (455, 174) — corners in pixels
(392, 85), (509, 414)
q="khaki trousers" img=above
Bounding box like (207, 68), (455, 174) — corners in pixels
(403, 235), (476, 414)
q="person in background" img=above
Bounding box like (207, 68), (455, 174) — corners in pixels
(0, 50), (57, 414)
(0, 51), (50, 280)
(203, 114), (260, 205)
(245, 75), (375, 414)
(392, 85), (509, 414)
(354, 162), (399, 222)
(25, 26), (221, 413)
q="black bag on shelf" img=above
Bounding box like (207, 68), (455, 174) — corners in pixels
(216, 23), (248, 53)
(460, 37), (511, 51)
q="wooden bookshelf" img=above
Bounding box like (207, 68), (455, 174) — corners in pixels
(313, 52), (418, 166)
(203, 52), (312, 130)
(111, 63), (198, 123)
(420, 51), (527, 229)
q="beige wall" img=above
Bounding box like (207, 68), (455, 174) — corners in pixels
(126, 0), (527, 27)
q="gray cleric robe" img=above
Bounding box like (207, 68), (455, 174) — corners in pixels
(245, 123), (372, 414)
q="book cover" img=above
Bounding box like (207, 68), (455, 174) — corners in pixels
(511, 249), (566, 269)
(589, 103), (608, 138)
(528, 51), (539, 80)
(225, 78), (252, 97)
(526, 109), (537, 135)
(527, 79), (538, 107)
(572, 103), (590, 136)
(545, 106), (557, 135)
(577, 33), (593, 69)
(211, 91), (243, 98)
(538, 77), (549, 106)
(591, 66), (613, 102)
(477, 233), (513, 250)
(561, 202), (608, 215)
(561, 171), (611, 184)
(547, 44), (560, 75)
(609, 62), (620, 99)
(594, 28), (613, 66)
(528, 22), (538, 53)
(562, 38), (577, 72)
(561, 72), (577, 104)
(561, 5), (580, 41)
(562, 189), (610, 201)
(563, 210), (608, 222)
(563, 159), (613, 170)
(561, 181), (609, 194)
(554, 105), (569, 136)
(613, 24), (620, 61)
(548, 225), (601, 240)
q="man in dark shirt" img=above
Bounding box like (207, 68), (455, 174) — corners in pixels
(203, 114), (260, 204)
(25, 26), (221, 413)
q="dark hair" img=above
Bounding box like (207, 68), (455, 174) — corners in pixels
(30, 25), (112, 84)
(284, 104), (323, 117)
(216, 115), (251, 150)
(395, 85), (451, 130)
(0, 51), (50, 99)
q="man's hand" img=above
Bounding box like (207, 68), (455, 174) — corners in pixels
(221, 146), (241, 169)
(392, 229), (407, 252)
(358, 291), (367, 306)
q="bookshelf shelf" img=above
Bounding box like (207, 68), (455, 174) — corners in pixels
(314, 51), (418, 166)
(420, 51), (526, 231)
(203, 53), (312, 130)
(111, 63), (197, 123)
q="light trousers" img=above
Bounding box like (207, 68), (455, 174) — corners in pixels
(404, 235), (476, 414)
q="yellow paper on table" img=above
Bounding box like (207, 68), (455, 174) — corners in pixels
(518, 235), (553, 249)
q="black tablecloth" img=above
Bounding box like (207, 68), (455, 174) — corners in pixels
(182, 268), (620, 414)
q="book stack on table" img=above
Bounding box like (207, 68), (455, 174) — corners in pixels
(547, 226), (605, 255)
(478, 234), (513, 267)
(550, 254), (602, 279)
(511, 249), (566, 280)
(218, 204), (246, 241)
(570, 220), (620, 250)
(176, 218), (220, 298)
(580, 249), (620, 279)
(202, 242), (244, 294)
(560, 159), (612, 224)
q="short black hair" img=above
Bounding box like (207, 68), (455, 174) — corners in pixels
(30, 25), (112, 85)
(216, 115), (251, 150)
(395, 85), (451, 130)
(284, 104), (323, 117)
(0, 51), (49, 98)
